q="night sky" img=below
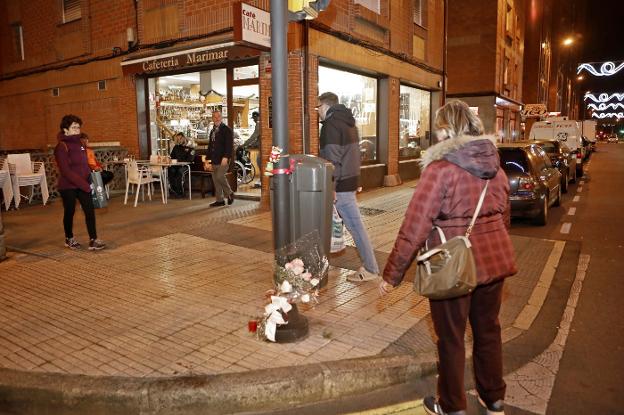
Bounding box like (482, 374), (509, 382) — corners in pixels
(578, 0), (624, 94)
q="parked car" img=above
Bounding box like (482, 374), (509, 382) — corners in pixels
(531, 139), (576, 193)
(608, 135), (619, 143)
(498, 142), (562, 226)
(529, 119), (584, 178)
(581, 136), (594, 159)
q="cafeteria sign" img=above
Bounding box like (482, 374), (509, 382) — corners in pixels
(121, 45), (231, 74)
(521, 103), (548, 118)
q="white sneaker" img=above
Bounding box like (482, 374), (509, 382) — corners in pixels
(347, 266), (380, 282)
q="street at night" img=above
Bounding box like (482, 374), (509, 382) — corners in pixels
(1, 0), (623, 414)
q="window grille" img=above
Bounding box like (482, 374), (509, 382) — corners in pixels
(354, 0), (380, 14)
(11, 24), (24, 61)
(413, 0), (423, 26)
(62, 0), (81, 23)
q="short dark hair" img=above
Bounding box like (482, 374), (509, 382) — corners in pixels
(60, 114), (82, 132)
(318, 92), (339, 107)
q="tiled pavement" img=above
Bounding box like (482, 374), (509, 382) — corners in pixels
(0, 182), (560, 384)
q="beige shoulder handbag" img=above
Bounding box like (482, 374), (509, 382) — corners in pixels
(414, 181), (489, 300)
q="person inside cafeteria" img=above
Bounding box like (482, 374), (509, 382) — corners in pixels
(168, 132), (195, 197)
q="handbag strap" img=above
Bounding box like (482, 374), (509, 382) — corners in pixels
(465, 180), (489, 238)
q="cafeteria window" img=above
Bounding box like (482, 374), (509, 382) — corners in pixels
(318, 65), (378, 162)
(148, 69), (227, 156)
(399, 85), (431, 159)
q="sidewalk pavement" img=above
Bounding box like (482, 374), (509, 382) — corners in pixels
(0, 182), (571, 414)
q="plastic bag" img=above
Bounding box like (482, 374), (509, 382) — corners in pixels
(330, 205), (345, 253)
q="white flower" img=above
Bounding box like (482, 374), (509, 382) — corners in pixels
(285, 263), (293, 270)
(291, 258), (304, 268)
(310, 278), (320, 287)
(291, 266), (304, 276)
(301, 272), (312, 281)
(280, 280), (293, 293)
(301, 294), (310, 303)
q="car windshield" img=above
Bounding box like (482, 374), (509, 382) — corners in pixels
(499, 148), (529, 174)
(537, 142), (557, 154)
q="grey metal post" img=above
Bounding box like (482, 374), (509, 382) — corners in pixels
(270, 0), (291, 253)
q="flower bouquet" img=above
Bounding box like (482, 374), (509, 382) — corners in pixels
(257, 231), (329, 342)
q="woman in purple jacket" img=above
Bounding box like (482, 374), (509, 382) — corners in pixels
(54, 115), (105, 251)
(380, 101), (516, 415)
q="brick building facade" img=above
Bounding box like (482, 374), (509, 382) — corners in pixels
(522, 0), (587, 133)
(0, 0), (445, 204)
(446, 0), (525, 141)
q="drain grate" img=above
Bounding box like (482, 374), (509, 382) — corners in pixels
(359, 207), (386, 216)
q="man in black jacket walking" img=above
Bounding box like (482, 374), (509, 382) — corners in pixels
(207, 110), (234, 207)
(318, 92), (379, 282)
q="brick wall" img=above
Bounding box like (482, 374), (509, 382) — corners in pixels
(447, 0), (525, 101)
(447, 0), (498, 95)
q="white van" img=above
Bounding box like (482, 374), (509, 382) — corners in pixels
(529, 120), (584, 177)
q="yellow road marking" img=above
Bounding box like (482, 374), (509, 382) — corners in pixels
(343, 399), (425, 415)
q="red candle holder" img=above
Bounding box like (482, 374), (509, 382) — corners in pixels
(248, 320), (258, 333)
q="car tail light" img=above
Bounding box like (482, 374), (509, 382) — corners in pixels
(518, 177), (535, 191)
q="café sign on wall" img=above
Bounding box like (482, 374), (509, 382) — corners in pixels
(233, 2), (271, 49)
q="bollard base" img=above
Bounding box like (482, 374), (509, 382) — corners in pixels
(275, 304), (309, 343)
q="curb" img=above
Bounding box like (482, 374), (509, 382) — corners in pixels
(0, 355), (437, 415)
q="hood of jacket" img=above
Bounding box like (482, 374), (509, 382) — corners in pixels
(420, 134), (499, 179)
(324, 104), (356, 127)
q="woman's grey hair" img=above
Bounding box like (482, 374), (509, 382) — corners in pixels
(434, 100), (484, 140)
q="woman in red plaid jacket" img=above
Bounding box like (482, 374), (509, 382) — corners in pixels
(380, 100), (517, 415)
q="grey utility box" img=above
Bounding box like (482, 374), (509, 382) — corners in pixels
(289, 155), (334, 258)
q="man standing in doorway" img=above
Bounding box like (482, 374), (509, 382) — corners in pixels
(207, 110), (234, 207)
(243, 111), (262, 188)
(318, 92), (380, 282)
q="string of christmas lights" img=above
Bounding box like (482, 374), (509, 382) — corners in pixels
(577, 61), (624, 77)
(584, 93), (624, 103)
(591, 112), (624, 119)
(587, 103), (624, 111)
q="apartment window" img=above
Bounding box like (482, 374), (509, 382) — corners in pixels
(62, 0), (81, 23)
(318, 65), (379, 162)
(354, 0), (380, 14)
(505, 4), (513, 35)
(503, 56), (510, 86)
(11, 23), (24, 61)
(399, 85), (431, 158)
(413, 0), (423, 26)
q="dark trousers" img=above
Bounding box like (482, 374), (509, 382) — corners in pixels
(429, 280), (506, 413)
(59, 189), (97, 240)
(168, 166), (185, 194)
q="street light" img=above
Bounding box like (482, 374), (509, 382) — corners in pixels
(563, 37), (574, 46)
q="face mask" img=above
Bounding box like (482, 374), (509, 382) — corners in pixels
(318, 104), (329, 121)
